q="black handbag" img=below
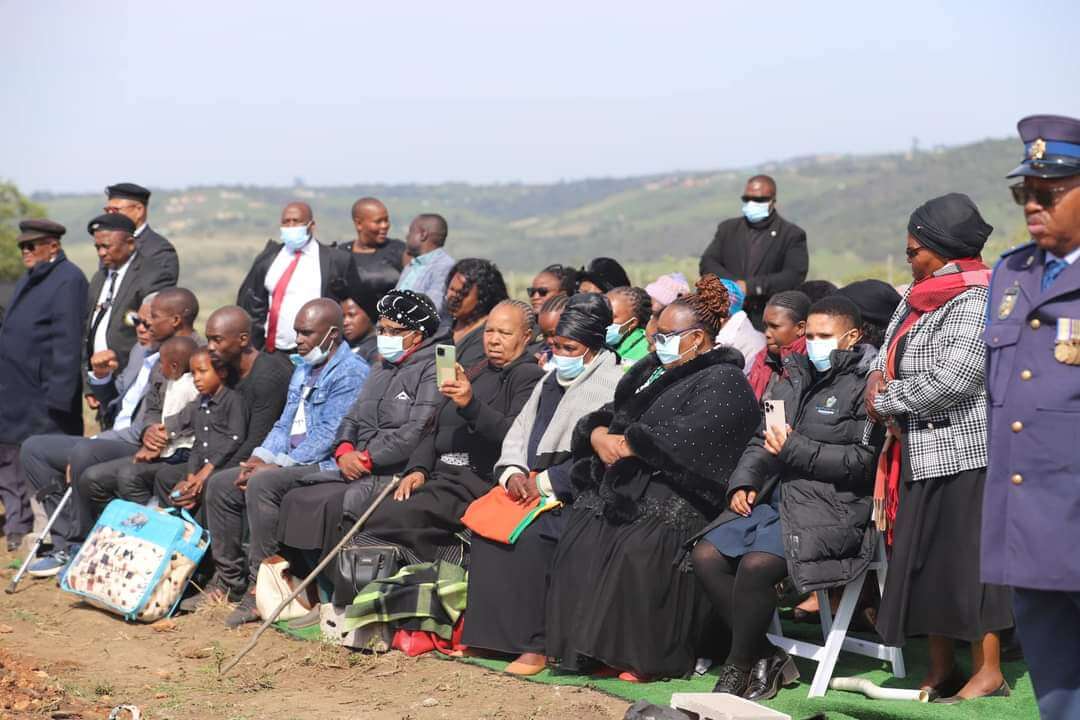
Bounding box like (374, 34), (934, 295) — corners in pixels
(333, 544), (402, 606)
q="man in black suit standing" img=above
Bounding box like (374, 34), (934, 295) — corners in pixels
(699, 175), (809, 329)
(84, 213), (175, 392)
(104, 182), (179, 285)
(236, 201), (355, 360)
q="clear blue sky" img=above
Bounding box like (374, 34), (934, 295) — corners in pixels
(3, 0), (1079, 193)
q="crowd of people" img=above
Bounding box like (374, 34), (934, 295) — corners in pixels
(0, 113), (1078, 718)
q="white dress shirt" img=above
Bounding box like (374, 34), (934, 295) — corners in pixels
(264, 239), (322, 351)
(92, 253), (135, 355)
(113, 351), (159, 431)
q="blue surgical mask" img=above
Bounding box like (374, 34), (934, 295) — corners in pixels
(806, 338), (838, 372)
(290, 327), (335, 367)
(656, 333), (692, 366)
(741, 201), (771, 224)
(605, 320), (630, 347)
(280, 225), (310, 251)
(553, 352), (586, 381)
(377, 334), (406, 363)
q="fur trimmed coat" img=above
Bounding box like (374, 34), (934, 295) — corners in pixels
(570, 347), (760, 525)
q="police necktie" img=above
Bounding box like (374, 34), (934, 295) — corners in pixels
(1042, 258), (1068, 292)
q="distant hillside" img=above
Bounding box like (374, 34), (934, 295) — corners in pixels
(35, 138), (1028, 304)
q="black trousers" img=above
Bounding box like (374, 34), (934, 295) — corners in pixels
(204, 463), (316, 597)
(0, 443), (32, 536)
(77, 455), (167, 518)
(20, 432), (139, 551)
(1014, 588), (1080, 720)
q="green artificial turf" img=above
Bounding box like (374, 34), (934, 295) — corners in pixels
(274, 619), (1037, 719)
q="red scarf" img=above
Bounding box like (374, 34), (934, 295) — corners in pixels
(747, 336), (807, 400)
(873, 258), (990, 544)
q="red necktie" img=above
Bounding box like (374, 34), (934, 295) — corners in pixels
(265, 251), (302, 352)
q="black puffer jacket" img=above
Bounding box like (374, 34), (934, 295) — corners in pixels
(694, 344), (883, 593)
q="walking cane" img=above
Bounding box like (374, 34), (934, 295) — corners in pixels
(7, 485), (74, 594)
(220, 476), (400, 675)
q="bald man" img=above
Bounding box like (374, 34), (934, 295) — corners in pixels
(236, 202), (356, 359)
(395, 213), (455, 315)
(197, 299), (369, 626)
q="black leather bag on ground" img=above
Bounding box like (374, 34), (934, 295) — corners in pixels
(333, 544), (402, 606)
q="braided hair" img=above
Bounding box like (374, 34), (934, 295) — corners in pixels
(765, 290), (812, 324)
(669, 274), (731, 336)
(607, 286), (651, 330)
(538, 264), (579, 294)
(494, 298), (537, 334)
(447, 258), (509, 320)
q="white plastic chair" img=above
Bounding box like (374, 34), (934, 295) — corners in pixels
(766, 533), (905, 698)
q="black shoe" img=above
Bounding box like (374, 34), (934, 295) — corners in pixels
(5, 533), (25, 553)
(712, 663), (751, 695)
(921, 666), (967, 702)
(224, 593), (260, 628)
(934, 680), (1012, 704)
(743, 649), (800, 701)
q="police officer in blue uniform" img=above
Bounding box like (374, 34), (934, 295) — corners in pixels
(983, 114), (1080, 720)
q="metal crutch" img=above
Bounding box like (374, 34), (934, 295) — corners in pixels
(6, 485), (74, 594)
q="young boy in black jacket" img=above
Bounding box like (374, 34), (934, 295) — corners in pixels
(154, 348), (246, 514)
(692, 295), (881, 701)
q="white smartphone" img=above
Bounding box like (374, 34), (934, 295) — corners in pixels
(763, 399), (786, 433)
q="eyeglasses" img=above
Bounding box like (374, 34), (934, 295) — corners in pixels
(741, 195), (774, 203)
(1009, 181), (1080, 209)
(375, 325), (413, 337)
(652, 328), (699, 346)
(103, 203), (139, 214)
(526, 287), (552, 298)
(905, 247), (926, 260)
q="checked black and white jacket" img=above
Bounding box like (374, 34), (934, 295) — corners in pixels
(864, 267), (989, 482)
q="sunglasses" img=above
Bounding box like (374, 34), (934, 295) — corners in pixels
(652, 328), (700, 346)
(17, 240), (38, 252)
(526, 287), (553, 298)
(741, 195), (774, 203)
(905, 247), (926, 260)
(1009, 181), (1080, 209)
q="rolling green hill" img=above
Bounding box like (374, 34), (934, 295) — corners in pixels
(33, 137), (1029, 308)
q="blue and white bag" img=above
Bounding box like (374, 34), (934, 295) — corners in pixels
(60, 499), (209, 622)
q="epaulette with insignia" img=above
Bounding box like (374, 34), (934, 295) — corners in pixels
(998, 242), (1036, 259)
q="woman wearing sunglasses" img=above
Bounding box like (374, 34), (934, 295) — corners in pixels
(866, 193), (1012, 703)
(526, 264), (577, 314)
(544, 275), (759, 681)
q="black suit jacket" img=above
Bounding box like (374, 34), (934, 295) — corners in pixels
(135, 225), (179, 286)
(85, 251), (175, 387)
(236, 239), (357, 349)
(699, 211), (808, 322)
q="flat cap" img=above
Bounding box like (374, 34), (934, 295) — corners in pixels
(1007, 114), (1080, 179)
(106, 182), (151, 204)
(17, 219), (67, 244)
(87, 213), (136, 235)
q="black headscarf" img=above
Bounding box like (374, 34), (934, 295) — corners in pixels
(555, 293), (612, 350)
(578, 257), (631, 293)
(907, 193), (993, 260)
(376, 290), (440, 337)
(838, 279), (902, 327)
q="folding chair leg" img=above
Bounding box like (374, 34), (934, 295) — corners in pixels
(874, 537), (907, 680)
(817, 589), (833, 637)
(807, 580), (860, 698)
(769, 611), (783, 636)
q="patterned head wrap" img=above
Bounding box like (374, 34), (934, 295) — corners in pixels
(376, 290), (440, 337)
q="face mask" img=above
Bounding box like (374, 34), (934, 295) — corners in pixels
(605, 320), (631, 347)
(553, 352), (586, 381)
(656, 332), (694, 366)
(806, 338), (839, 372)
(741, 201), (771, 224)
(377, 334), (406, 363)
(280, 225), (310, 251)
(292, 327), (335, 367)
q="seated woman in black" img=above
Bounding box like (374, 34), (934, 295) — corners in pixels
(443, 258), (508, 369)
(461, 293), (624, 676)
(350, 300), (544, 564)
(545, 275), (760, 681)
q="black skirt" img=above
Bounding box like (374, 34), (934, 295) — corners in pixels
(545, 483), (710, 678)
(460, 509), (566, 655)
(876, 447), (1012, 646)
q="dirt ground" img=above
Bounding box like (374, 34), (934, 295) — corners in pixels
(0, 546), (627, 720)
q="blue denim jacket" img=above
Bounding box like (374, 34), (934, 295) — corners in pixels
(251, 342), (369, 471)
